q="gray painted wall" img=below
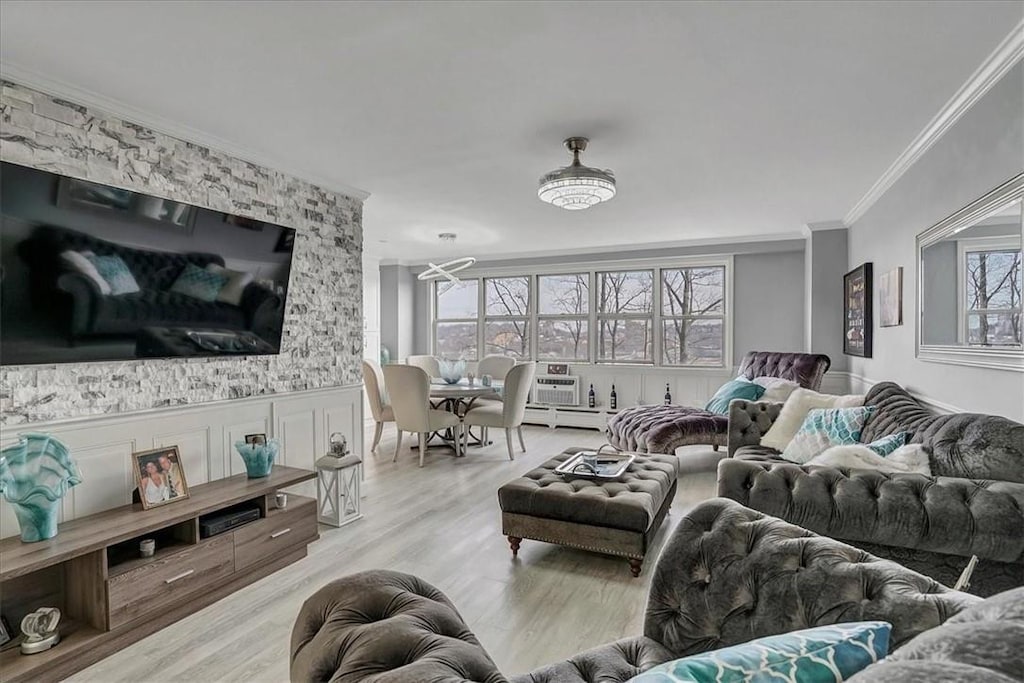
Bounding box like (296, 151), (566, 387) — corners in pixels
(379, 264), (416, 360)
(0, 81), (364, 425)
(806, 228), (849, 371)
(397, 240), (809, 366)
(848, 62), (1024, 420)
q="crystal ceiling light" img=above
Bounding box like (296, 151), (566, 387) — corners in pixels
(538, 137), (616, 210)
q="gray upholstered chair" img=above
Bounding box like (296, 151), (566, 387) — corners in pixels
(462, 362), (535, 460)
(382, 364), (462, 466)
(606, 350), (831, 454)
(719, 381), (1024, 596)
(291, 498), (999, 682)
(405, 354), (440, 378)
(361, 359), (394, 453)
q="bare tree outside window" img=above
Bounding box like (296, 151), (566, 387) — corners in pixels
(965, 249), (1022, 346)
(598, 271), (653, 362)
(485, 277), (530, 358)
(538, 274), (589, 360)
(661, 267), (726, 365)
(434, 280), (479, 360)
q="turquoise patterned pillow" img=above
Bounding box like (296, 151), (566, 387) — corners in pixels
(705, 378), (766, 415)
(865, 432), (908, 457)
(169, 263), (228, 302)
(629, 621), (891, 683)
(85, 254), (140, 295)
(782, 406), (876, 464)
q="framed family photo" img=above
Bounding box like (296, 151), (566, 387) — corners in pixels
(879, 266), (903, 327)
(244, 433), (267, 445)
(133, 446), (190, 510)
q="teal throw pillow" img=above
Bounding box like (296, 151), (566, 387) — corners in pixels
(170, 263), (229, 302)
(629, 621), (891, 683)
(705, 378), (765, 415)
(865, 432), (908, 457)
(782, 406), (876, 464)
(85, 254), (140, 295)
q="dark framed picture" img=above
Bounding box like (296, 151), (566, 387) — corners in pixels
(245, 433), (267, 446)
(546, 363), (569, 375)
(844, 262), (873, 358)
(0, 614), (11, 647)
(879, 267), (903, 327)
(133, 446), (190, 510)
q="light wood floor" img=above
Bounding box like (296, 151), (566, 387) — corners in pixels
(69, 425), (723, 682)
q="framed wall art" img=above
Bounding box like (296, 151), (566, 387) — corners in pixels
(844, 262), (873, 357)
(879, 267), (903, 327)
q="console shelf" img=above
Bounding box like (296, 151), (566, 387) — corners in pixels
(0, 466), (317, 683)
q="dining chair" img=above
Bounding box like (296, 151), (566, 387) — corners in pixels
(475, 355), (517, 403)
(405, 355), (440, 378)
(383, 364), (462, 467)
(462, 362), (536, 461)
(362, 359), (394, 453)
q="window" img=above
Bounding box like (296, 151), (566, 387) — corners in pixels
(962, 246), (1022, 347)
(537, 274), (589, 360)
(434, 279), (479, 360)
(484, 276), (530, 358)
(597, 270), (653, 362)
(661, 266), (726, 365)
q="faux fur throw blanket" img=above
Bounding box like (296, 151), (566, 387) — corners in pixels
(807, 443), (932, 476)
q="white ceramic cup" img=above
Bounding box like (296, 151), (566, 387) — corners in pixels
(140, 539), (156, 557)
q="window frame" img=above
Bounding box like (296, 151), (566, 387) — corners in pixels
(432, 278), (481, 361)
(429, 256), (733, 368)
(483, 275), (532, 359)
(536, 272), (592, 362)
(957, 236), (1023, 347)
(659, 265), (729, 367)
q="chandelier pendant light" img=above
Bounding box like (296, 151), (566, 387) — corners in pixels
(538, 137), (616, 210)
(417, 233), (476, 289)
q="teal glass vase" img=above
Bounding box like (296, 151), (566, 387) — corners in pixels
(233, 439), (280, 478)
(0, 433), (82, 542)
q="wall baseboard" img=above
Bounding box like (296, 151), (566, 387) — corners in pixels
(0, 386), (364, 539)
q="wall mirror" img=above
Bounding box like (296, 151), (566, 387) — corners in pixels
(918, 173), (1023, 371)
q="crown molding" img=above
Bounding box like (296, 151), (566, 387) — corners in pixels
(0, 61), (371, 202)
(802, 220), (847, 236)
(843, 20), (1024, 227)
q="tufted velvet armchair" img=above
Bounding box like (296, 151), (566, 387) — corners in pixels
(290, 498), (984, 682)
(719, 381), (1024, 596)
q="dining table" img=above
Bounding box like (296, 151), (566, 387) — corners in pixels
(425, 378), (503, 452)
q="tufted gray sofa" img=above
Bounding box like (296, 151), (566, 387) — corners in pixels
(290, 498), (996, 682)
(719, 381), (1024, 596)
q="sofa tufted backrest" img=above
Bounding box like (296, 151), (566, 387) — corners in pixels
(737, 351), (831, 390)
(643, 498), (979, 658)
(862, 382), (1024, 483)
(19, 225), (225, 291)
(847, 586), (1024, 682)
(290, 570), (507, 683)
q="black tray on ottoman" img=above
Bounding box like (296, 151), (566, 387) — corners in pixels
(497, 447), (679, 577)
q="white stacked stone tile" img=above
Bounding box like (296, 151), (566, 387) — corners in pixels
(0, 81), (364, 426)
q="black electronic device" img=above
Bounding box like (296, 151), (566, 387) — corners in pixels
(199, 506), (261, 538)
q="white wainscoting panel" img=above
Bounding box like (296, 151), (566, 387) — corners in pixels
(0, 385), (363, 540)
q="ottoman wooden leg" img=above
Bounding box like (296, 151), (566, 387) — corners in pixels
(628, 558), (643, 577)
(508, 536), (522, 557)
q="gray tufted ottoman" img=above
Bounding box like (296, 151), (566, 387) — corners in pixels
(498, 448), (678, 576)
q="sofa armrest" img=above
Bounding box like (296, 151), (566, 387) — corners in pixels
(290, 570), (507, 683)
(717, 459), (1024, 563)
(239, 283), (282, 326)
(644, 498), (980, 658)
(56, 272), (102, 339)
(727, 400), (783, 456)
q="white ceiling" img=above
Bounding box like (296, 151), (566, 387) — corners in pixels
(1, 1), (1020, 262)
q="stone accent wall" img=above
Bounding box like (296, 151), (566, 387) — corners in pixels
(0, 81), (363, 426)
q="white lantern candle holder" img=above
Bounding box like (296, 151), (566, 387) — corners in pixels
(315, 454), (363, 527)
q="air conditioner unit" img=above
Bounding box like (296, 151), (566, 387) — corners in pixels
(533, 375), (580, 407)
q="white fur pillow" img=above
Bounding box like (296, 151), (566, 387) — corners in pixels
(808, 443), (931, 476)
(760, 388), (865, 452)
(751, 376), (800, 403)
(206, 263), (254, 306)
(60, 250), (111, 295)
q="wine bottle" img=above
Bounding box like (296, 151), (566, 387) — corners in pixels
(588, 384), (596, 409)
(610, 384), (617, 410)
(664, 383), (672, 405)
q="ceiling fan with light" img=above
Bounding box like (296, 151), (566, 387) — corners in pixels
(538, 137), (616, 210)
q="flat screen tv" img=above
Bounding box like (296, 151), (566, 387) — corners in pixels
(0, 162), (296, 365)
